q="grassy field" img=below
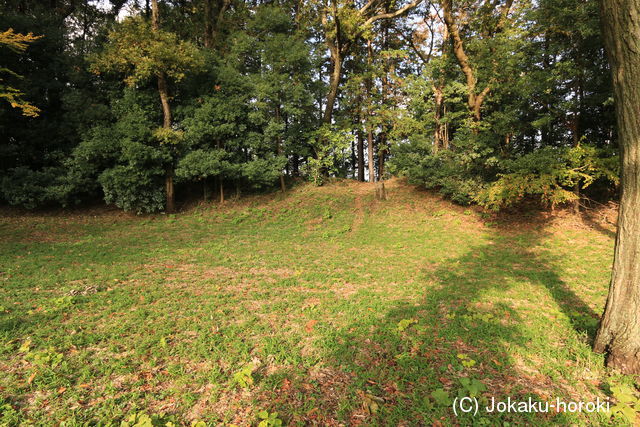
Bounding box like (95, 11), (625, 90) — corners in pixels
(0, 179), (635, 425)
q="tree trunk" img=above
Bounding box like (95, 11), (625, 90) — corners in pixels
(433, 85), (444, 153)
(571, 78), (583, 214)
(593, 0), (640, 375)
(367, 125), (375, 183)
(151, 0), (175, 213)
(219, 176), (224, 203)
(165, 168), (175, 213)
(323, 49), (342, 124)
(157, 73), (171, 128)
(441, 0), (493, 123)
(378, 133), (386, 179)
(375, 181), (387, 200)
(203, 0), (213, 48)
(292, 155), (299, 176)
(357, 126), (365, 181)
(366, 39), (376, 183)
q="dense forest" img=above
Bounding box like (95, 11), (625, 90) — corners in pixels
(0, 0), (620, 213)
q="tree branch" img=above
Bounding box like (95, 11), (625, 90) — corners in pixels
(362, 0), (424, 28)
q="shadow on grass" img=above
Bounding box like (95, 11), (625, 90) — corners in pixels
(313, 228), (603, 425)
(580, 211), (617, 240)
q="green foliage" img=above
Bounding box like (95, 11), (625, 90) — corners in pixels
(0, 166), (67, 209)
(457, 354), (477, 369)
(476, 144), (619, 210)
(431, 389), (452, 406)
(458, 377), (486, 398)
(305, 125), (351, 186)
(175, 149), (229, 181)
(609, 383), (640, 424)
(66, 89), (168, 213)
(99, 165), (165, 214)
(91, 17), (203, 87)
(257, 410), (283, 427)
(242, 157), (288, 188)
(233, 363), (257, 388)
(390, 146), (488, 205)
(120, 411), (181, 427)
(396, 318), (418, 332)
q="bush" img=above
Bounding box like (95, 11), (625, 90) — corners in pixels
(475, 144), (619, 210)
(99, 166), (165, 213)
(0, 166), (67, 209)
(390, 143), (486, 205)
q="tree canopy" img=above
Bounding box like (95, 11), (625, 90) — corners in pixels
(0, 0), (617, 213)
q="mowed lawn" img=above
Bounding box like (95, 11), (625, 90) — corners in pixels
(0, 179), (632, 425)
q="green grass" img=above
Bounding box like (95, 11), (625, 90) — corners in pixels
(0, 179), (634, 425)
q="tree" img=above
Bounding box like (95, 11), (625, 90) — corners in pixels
(91, 3), (203, 212)
(439, 0), (514, 123)
(316, 0), (423, 124)
(593, 0), (640, 375)
(0, 28), (42, 117)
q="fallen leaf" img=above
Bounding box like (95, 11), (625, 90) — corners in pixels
(305, 319), (318, 332)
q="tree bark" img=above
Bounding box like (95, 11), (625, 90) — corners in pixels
(323, 48), (343, 124)
(367, 125), (375, 183)
(157, 72), (171, 128)
(366, 39), (376, 183)
(593, 0), (640, 375)
(204, 0), (213, 48)
(433, 85), (444, 153)
(151, 0), (176, 213)
(440, 0), (500, 123)
(378, 133), (386, 179)
(357, 126), (365, 181)
(165, 167), (175, 213)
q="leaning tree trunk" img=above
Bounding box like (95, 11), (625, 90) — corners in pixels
(323, 49), (343, 124)
(151, 0), (175, 213)
(593, 0), (640, 375)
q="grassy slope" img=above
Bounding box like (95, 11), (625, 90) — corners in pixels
(0, 179), (632, 425)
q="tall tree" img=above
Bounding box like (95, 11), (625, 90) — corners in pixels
(151, 0), (176, 212)
(593, 0), (640, 374)
(91, 5), (203, 213)
(318, 0), (422, 124)
(439, 0), (514, 122)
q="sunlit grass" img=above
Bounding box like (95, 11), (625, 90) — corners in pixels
(0, 179), (630, 425)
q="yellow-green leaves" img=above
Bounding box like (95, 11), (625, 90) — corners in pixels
(90, 17), (204, 87)
(396, 318), (418, 332)
(153, 127), (184, 145)
(0, 29), (42, 117)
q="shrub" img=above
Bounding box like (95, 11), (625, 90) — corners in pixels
(99, 165), (165, 213)
(475, 144), (619, 210)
